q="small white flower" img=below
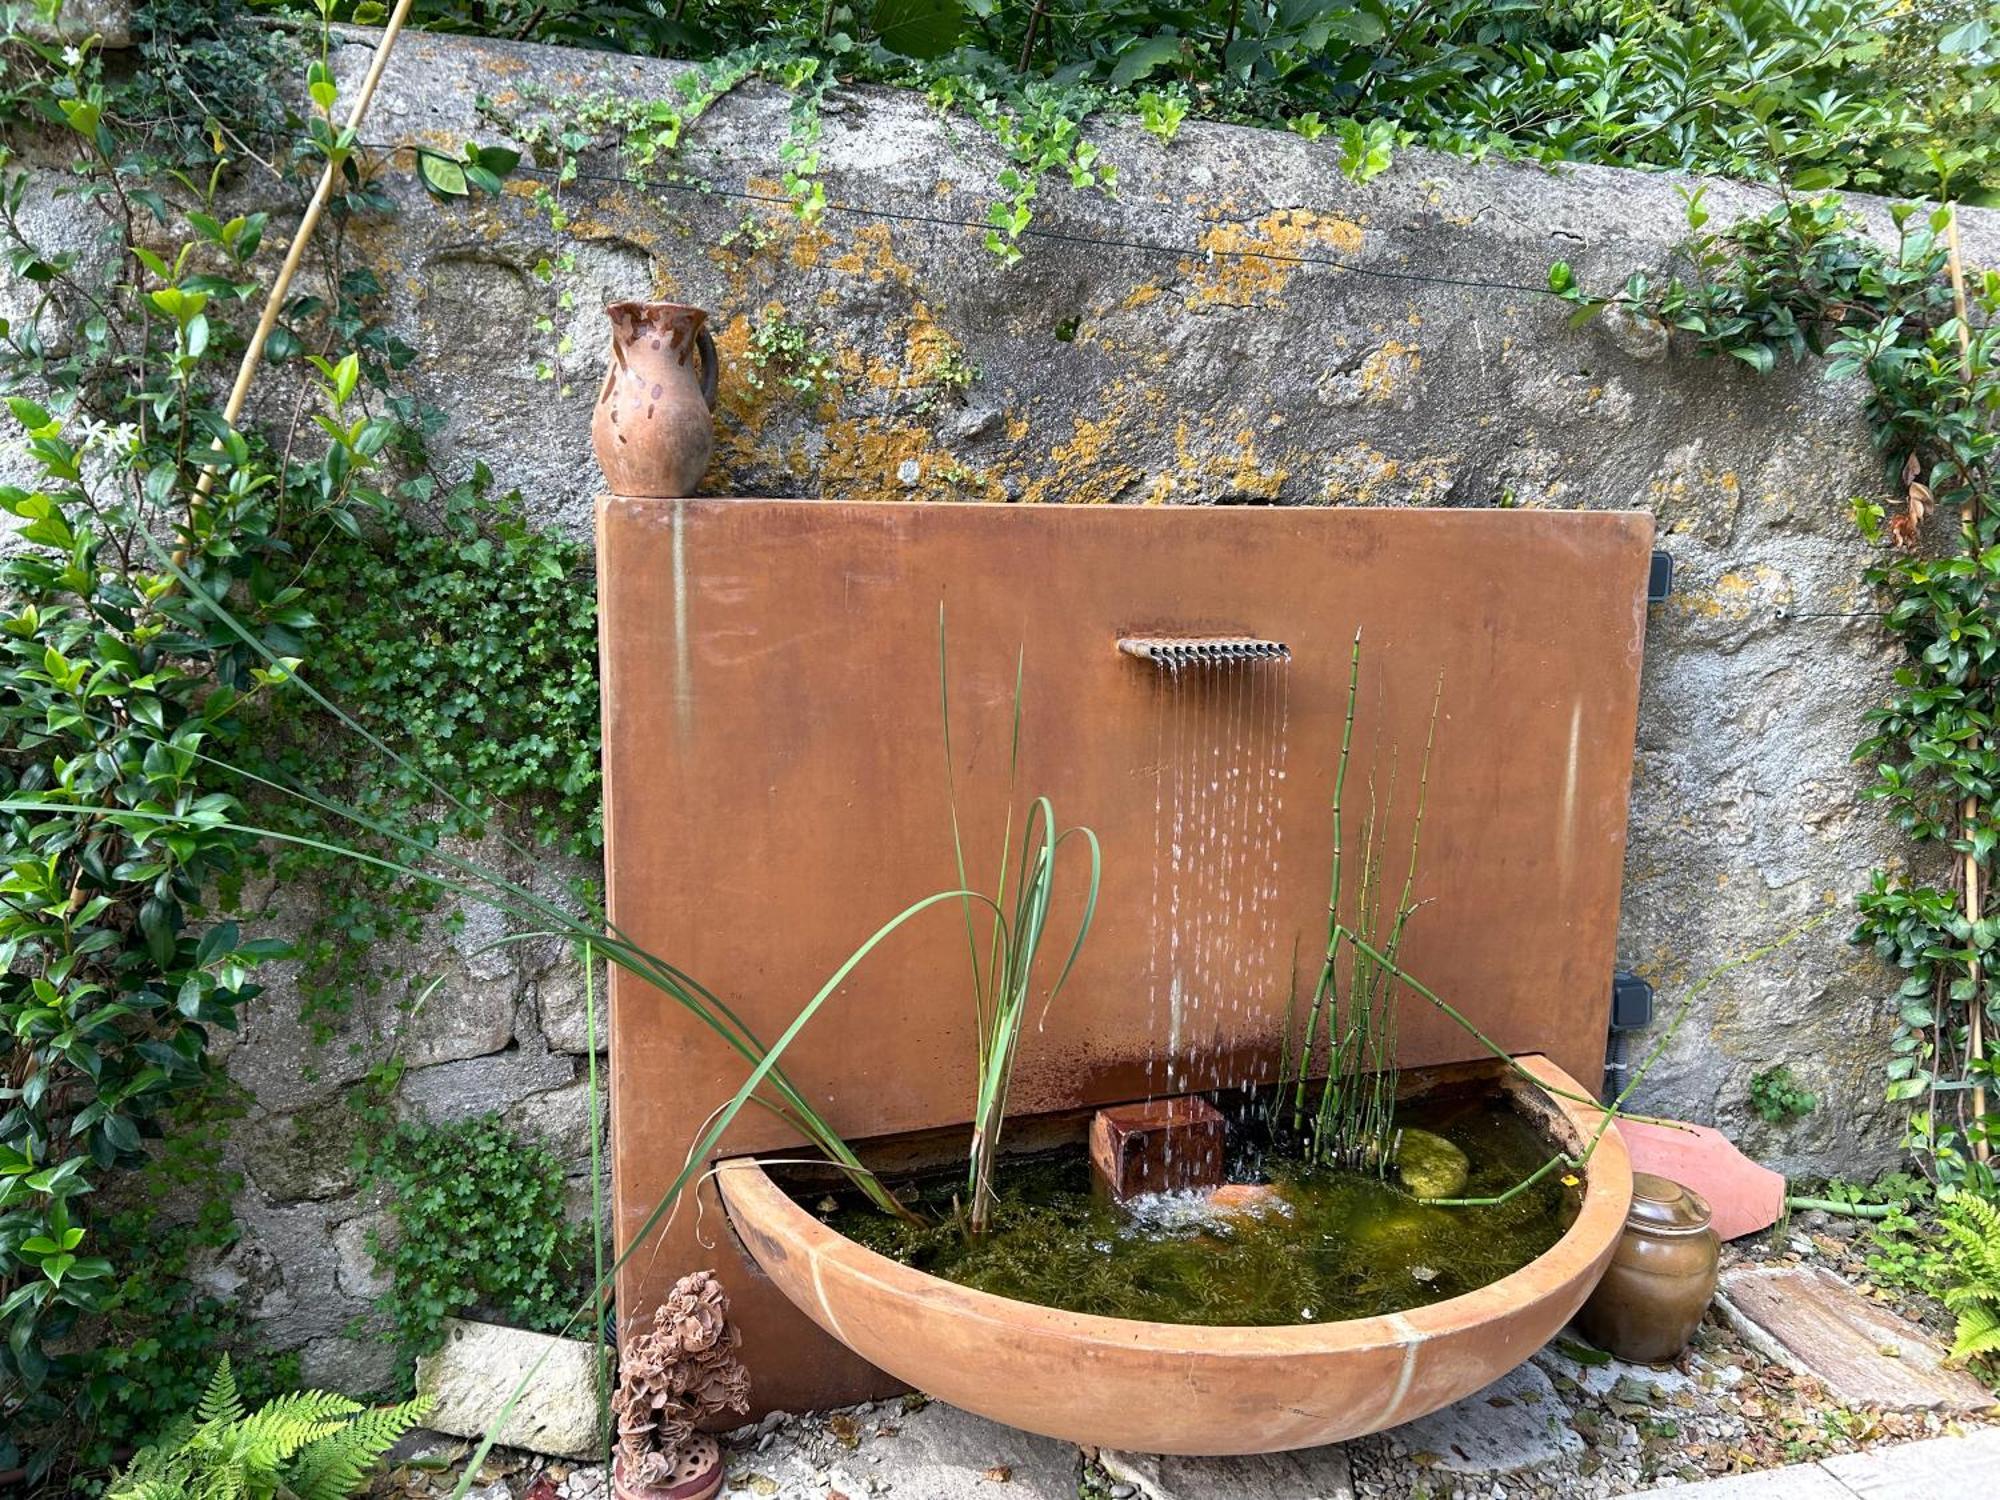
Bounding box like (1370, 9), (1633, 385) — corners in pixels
(61, 46), (82, 67)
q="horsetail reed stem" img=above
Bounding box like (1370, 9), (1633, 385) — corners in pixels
(1294, 630), (1362, 1134)
(1283, 635), (1439, 1175)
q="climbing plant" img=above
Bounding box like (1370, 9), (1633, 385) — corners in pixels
(0, 0), (592, 1476)
(1553, 193), (2000, 1188)
(319, 0), (2000, 213)
(355, 1108), (586, 1381)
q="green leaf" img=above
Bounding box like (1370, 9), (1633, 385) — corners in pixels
(872, 0), (967, 58)
(196, 920), (241, 967)
(6, 397), (51, 432)
(1939, 18), (1991, 54)
(417, 151), (470, 198)
(138, 898), (176, 969)
(1326, 9), (1386, 43)
(1108, 34), (1182, 87)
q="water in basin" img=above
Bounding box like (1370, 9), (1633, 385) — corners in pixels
(803, 1085), (1581, 1326)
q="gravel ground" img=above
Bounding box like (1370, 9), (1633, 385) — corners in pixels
(373, 1221), (1995, 1500)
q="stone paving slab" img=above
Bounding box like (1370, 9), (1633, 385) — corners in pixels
(1098, 1445), (1353, 1499)
(1627, 1426), (2000, 1498)
(1624, 1466), (1859, 1498)
(1717, 1267), (1993, 1413)
(723, 1399), (1079, 1500)
(1383, 1360), (1584, 1475)
(1818, 1424), (2000, 1496)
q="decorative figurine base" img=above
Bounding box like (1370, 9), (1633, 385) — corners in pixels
(612, 1436), (723, 1500)
(1090, 1096), (1227, 1203)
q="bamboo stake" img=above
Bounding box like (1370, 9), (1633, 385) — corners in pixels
(1945, 211), (1989, 1163)
(184, 1), (417, 530)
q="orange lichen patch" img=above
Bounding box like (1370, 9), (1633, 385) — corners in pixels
(1020, 397), (1144, 506)
(826, 222), (919, 289)
(1121, 282), (1165, 311)
(903, 305), (960, 383)
(1179, 209), (1364, 310)
(710, 313), (786, 472)
(1357, 340), (1421, 403)
(1150, 418), (1288, 502)
(1314, 443), (1454, 506)
(817, 417), (1002, 502)
(1673, 564), (1792, 621)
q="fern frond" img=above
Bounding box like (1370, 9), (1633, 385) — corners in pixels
(287, 1395), (434, 1500)
(1946, 1195), (2000, 1287)
(1949, 1297), (2000, 1364)
(197, 1355), (245, 1426)
(229, 1396), (355, 1466)
(106, 1481), (183, 1500)
(108, 1361), (421, 1500)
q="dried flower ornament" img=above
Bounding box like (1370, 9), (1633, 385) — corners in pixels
(612, 1270), (750, 1491)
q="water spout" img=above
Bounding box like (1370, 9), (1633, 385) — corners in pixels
(1118, 635), (1290, 668)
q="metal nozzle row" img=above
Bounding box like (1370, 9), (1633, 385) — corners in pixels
(1116, 636), (1292, 667)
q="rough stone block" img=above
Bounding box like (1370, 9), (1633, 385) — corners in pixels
(20, 0), (134, 46)
(301, 1334), (399, 1398)
(503, 1078), (600, 1174)
(1717, 1266), (1993, 1412)
(536, 958), (610, 1054)
(244, 1096), (362, 1202)
(414, 1317), (606, 1460)
(395, 1041), (576, 1125)
(333, 1210), (395, 1301)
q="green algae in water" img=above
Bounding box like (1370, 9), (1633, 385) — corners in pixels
(811, 1093), (1580, 1326)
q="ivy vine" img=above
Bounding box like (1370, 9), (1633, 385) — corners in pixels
(1555, 192), (2000, 1188)
(0, 1), (597, 1475)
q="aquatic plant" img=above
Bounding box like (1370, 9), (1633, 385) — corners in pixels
(1283, 632), (1440, 1177)
(940, 610), (1101, 1239)
(1341, 915), (1833, 1207)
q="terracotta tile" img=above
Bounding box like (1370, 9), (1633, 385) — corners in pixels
(1619, 1119), (1784, 1241)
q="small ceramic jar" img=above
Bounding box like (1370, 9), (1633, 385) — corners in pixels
(1575, 1171), (1720, 1364)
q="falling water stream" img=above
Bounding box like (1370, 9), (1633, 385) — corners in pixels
(1142, 650), (1292, 1104)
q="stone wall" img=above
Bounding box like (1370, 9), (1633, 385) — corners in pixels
(11, 20), (2000, 1385)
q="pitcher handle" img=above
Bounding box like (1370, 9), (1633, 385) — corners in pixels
(696, 326), (718, 412)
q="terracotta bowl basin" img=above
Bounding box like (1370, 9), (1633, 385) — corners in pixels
(716, 1054), (1632, 1455)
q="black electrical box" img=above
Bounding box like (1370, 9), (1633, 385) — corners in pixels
(1610, 971), (1654, 1031)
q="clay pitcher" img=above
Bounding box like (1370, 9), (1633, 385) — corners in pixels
(592, 301), (718, 497)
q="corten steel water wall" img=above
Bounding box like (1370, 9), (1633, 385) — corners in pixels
(597, 497), (1655, 1417)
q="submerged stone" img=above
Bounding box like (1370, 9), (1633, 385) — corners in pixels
(1395, 1128), (1470, 1198)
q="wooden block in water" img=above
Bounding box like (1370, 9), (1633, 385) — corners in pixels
(1090, 1096), (1226, 1203)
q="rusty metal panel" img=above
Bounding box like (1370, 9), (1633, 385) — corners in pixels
(598, 497), (1654, 1414)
